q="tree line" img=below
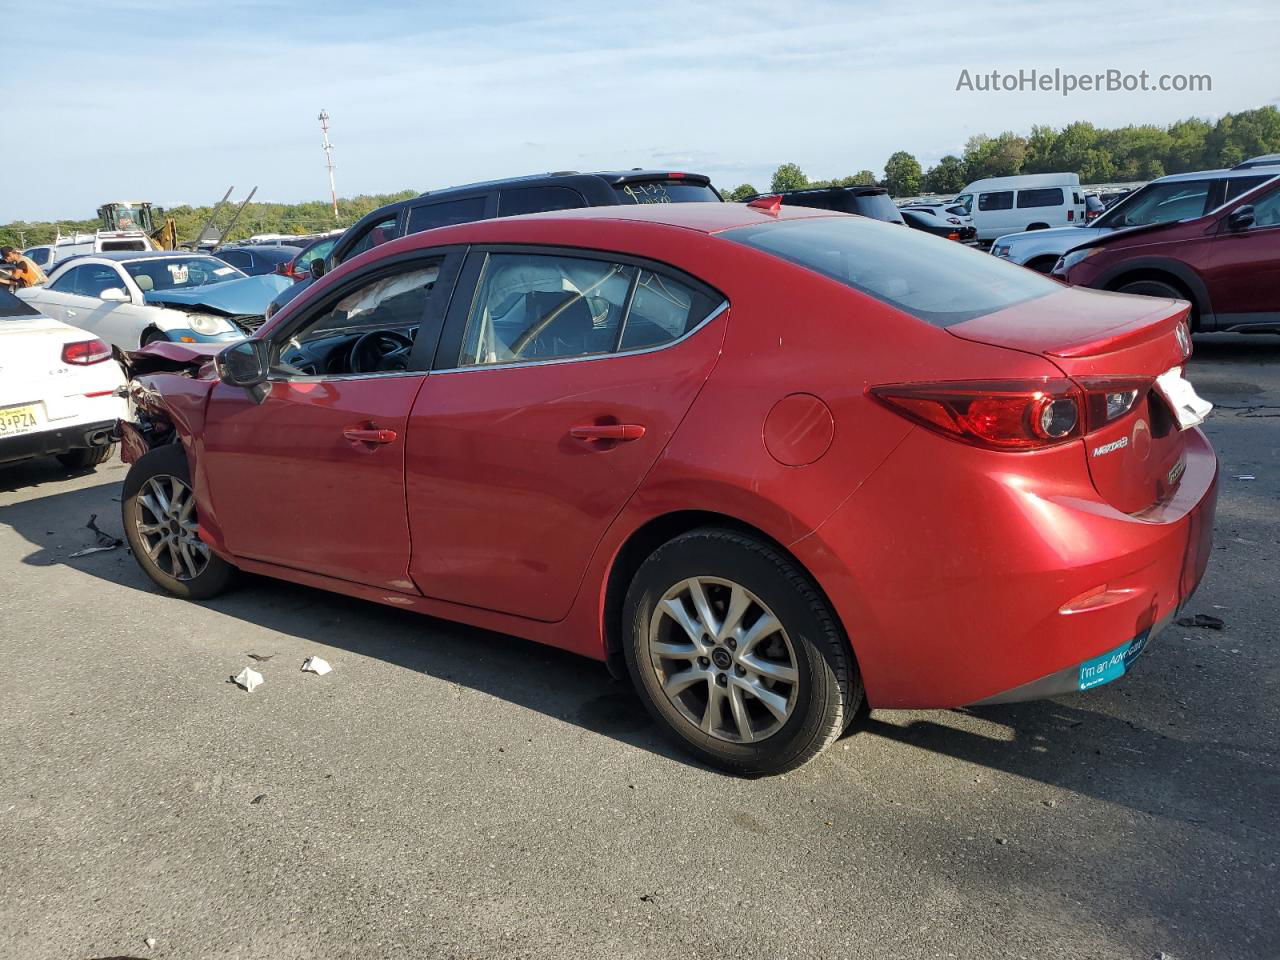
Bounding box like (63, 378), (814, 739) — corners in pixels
(4, 106), (1279, 247)
(723, 104), (1280, 200)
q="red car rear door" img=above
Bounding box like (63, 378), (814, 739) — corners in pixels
(1203, 183), (1280, 326)
(200, 251), (462, 590)
(405, 248), (727, 622)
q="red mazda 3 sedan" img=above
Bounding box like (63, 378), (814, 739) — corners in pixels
(118, 201), (1218, 775)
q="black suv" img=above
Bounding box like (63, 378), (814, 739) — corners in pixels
(741, 186), (905, 224)
(268, 170), (721, 316)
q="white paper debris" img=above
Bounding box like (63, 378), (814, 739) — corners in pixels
(145, 937), (157, 949)
(1234, 475), (1256, 481)
(1154, 366), (1213, 429)
(301, 656), (332, 676)
(232, 667), (264, 692)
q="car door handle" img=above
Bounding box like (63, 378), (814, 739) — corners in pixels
(343, 426), (398, 444)
(570, 423), (646, 441)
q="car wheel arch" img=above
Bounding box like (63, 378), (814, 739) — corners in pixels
(1025, 222), (1050, 231)
(600, 509), (851, 681)
(1024, 255), (1060, 274)
(1100, 261), (1210, 330)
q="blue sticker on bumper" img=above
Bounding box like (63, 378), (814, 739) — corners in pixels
(1078, 629), (1151, 691)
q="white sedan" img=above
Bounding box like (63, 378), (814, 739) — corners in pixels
(0, 290), (126, 471)
(17, 252), (292, 351)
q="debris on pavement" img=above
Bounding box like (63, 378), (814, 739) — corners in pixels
(145, 937), (157, 950)
(301, 656), (332, 676)
(1233, 474), (1256, 480)
(250, 793), (267, 805)
(246, 653), (275, 663)
(231, 667), (264, 692)
(70, 514), (124, 558)
(1176, 614), (1225, 630)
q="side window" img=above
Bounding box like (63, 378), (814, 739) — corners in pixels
(457, 253), (718, 366)
(978, 191), (1014, 211)
(459, 254), (635, 366)
(619, 271), (718, 350)
(49, 265), (87, 294)
(497, 186), (587, 217)
(1247, 189), (1280, 228)
(298, 239), (334, 269)
(26, 248), (52, 268)
(218, 250), (250, 271)
(341, 214), (399, 264)
(406, 197), (487, 234)
(1225, 176), (1269, 202)
(274, 263), (440, 378)
(1017, 188), (1065, 208)
(53, 264), (126, 298)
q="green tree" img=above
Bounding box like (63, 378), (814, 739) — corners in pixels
(1024, 125), (1059, 173)
(882, 151), (922, 197)
(725, 184), (758, 201)
(770, 163), (809, 192)
(923, 155), (967, 193)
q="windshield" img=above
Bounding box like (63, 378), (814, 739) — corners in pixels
(952, 194), (973, 215)
(614, 180), (721, 204)
(124, 256), (244, 292)
(727, 216), (1057, 327)
(1095, 180), (1211, 228)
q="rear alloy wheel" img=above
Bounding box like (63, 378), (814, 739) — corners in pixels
(1116, 278), (1185, 300)
(624, 528), (861, 776)
(122, 443), (234, 600)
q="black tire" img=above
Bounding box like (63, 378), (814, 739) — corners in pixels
(140, 328), (166, 347)
(622, 527), (861, 776)
(1024, 255), (1059, 274)
(57, 443), (116, 470)
(1114, 277), (1200, 331)
(121, 443), (234, 600)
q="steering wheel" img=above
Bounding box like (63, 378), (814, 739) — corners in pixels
(350, 330), (414, 373)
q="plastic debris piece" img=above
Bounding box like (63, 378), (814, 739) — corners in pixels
(145, 938), (157, 949)
(301, 656), (332, 676)
(1176, 613), (1225, 630)
(69, 544), (119, 558)
(1233, 474), (1256, 480)
(232, 667), (264, 692)
(250, 794), (267, 805)
(87, 513), (123, 548)
(246, 653), (275, 663)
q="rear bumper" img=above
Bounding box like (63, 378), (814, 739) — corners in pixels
(0, 419), (118, 463)
(794, 425), (1219, 709)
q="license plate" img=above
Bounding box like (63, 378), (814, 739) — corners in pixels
(1078, 629), (1151, 691)
(0, 403), (42, 437)
(1155, 367), (1212, 430)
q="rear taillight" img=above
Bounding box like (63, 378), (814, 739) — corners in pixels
(1067, 210), (1075, 221)
(871, 379), (1082, 450)
(947, 231), (961, 241)
(62, 339), (112, 365)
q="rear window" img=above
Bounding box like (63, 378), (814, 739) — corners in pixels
(726, 216), (1058, 327)
(1017, 188), (1065, 208)
(614, 180), (720, 204)
(849, 192), (905, 224)
(498, 186), (586, 217)
(407, 197), (487, 233)
(101, 240), (148, 251)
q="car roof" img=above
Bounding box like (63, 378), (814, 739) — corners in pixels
(77, 250), (228, 262)
(395, 199), (834, 243)
(1151, 167), (1280, 184)
(416, 169), (710, 199)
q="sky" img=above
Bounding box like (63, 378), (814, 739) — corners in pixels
(5, 0), (1280, 223)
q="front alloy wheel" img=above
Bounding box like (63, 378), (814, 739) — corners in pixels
(134, 474), (211, 581)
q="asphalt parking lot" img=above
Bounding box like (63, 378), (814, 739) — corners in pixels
(1, 335), (1277, 960)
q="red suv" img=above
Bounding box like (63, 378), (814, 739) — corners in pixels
(1054, 175), (1280, 332)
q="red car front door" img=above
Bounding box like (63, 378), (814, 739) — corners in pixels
(404, 249), (728, 622)
(1203, 184), (1280, 326)
(200, 254), (459, 591)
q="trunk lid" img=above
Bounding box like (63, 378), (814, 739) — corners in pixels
(949, 285), (1199, 513)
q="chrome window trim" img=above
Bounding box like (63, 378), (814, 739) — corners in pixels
(430, 299), (729, 376)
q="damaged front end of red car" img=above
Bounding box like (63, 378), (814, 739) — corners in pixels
(116, 342), (224, 464)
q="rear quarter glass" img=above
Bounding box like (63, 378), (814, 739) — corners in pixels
(726, 216), (1058, 327)
(614, 181), (720, 204)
